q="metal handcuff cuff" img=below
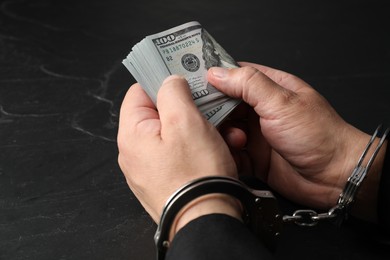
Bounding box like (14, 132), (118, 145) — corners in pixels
(154, 125), (389, 260)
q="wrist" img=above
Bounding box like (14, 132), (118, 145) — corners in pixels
(169, 193), (243, 241)
(327, 124), (371, 207)
(349, 141), (387, 222)
(333, 124), (388, 222)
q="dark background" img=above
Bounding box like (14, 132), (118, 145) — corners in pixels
(0, 0), (389, 259)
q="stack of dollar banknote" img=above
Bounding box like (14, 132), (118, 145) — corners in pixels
(122, 21), (240, 126)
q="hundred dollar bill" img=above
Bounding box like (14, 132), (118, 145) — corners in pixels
(122, 21), (240, 126)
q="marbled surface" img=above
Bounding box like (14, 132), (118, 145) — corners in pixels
(0, 0), (389, 259)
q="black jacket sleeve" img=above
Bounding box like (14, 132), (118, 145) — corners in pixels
(166, 146), (390, 260)
(166, 214), (274, 260)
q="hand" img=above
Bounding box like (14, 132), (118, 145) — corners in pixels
(117, 75), (241, 230)
(208, 63), (384, 213)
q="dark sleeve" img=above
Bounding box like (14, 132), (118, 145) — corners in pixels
(166, 214), (274, 260)
(378, 145), (390, 233)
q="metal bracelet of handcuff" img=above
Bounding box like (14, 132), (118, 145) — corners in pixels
(155, 125), (389, 260)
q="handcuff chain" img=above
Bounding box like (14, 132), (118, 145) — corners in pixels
(282, 125), (389, 227)
(282, 207), (339, 227)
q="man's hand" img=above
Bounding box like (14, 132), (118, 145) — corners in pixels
(117, 75), (241, 230)
(208, 63), (375, 210)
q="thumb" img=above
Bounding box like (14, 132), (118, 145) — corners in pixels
(207, 66), (298, 119)
(157, 75), (208, 138)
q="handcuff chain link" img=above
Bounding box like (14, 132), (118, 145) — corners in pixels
(282, 206), (340, 227)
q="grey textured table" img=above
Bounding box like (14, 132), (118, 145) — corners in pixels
(1, 0), (389, 259)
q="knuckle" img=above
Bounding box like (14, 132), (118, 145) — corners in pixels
(237, 66), (269, 104)
(280, 88), (299, 105)
(117, 154), (124, 170)
(272, 72), (296, 86)
(117, 130), (127, 152)
(240, 66), (263, 85)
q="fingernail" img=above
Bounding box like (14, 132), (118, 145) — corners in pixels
(210, 67), (228, 78)
(163, 75), (186, 84)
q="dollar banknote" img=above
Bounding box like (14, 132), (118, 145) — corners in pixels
(122, 21), (240, 126)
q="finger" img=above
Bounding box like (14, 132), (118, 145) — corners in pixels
(246, 110), (271, 180)
(207, 66), (298, 119)
(221, 126), (247, 149)
(156, 75), (208, 138)
(122, 83), (156, 111)
(238, 62), (312, 92)
(118, 83), (160, 145)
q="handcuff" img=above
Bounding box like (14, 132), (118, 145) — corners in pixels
(154, 176), (283, 260)
(154, 125), (389, 260)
